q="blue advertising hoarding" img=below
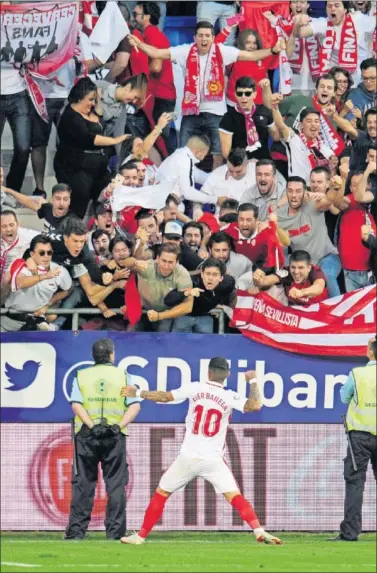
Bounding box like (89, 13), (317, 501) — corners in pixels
(1, 332), (363, 424)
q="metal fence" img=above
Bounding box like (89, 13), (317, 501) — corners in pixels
(0, 307), (226, 333)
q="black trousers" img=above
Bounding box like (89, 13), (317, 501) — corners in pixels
(65, 428), (129, 539)
(340, 431), (377, 540)
(153, 97), (176, 156)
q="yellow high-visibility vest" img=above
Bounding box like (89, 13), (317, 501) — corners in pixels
(346, 364), (376, 436)
(75, 364), (128, 435)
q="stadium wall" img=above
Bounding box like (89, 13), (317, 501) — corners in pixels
(1, 332), (375, 531)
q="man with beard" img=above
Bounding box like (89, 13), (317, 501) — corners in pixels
(0, 211), (39, 292)
(224, 203), (290, 270)
(91, 230), (110, 265)
(171, 258), (235, 333)
(88, 204), (117, 250)
(2, 183), (72, 234)
(208, 231), (253, 282)
(293, 1), (375, 83)
(277, 176), (342, 297)
(240, 159), (286, 221)
(350, 109), (377, 171)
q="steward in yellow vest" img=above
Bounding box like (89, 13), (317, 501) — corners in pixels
(329, 337), (377, 543)
(65, 338), (141, 541)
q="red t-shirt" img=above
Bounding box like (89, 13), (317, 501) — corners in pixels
(224, 222), (284, 268)
(118, 206), (141, 234)
(281, 265), (328, 306)
(226, 60), (273, 106)
(116, 29), (149, 83)
(338, 196), (376, 271)
(143, 25), (176, 101)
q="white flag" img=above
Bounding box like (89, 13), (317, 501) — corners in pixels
(111, 182), (174, 212)
(89, 2), (130, 64)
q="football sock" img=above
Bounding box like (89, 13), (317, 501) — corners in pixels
(231, 494), (261, 530)
(139, 492), (168, 538)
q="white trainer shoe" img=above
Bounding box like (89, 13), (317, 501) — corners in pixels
(254, 529), (282, 545)
(120, 533), (145, 545)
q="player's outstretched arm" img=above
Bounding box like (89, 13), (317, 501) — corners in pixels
(121, 385), (175, 403)
(243, 371), (262, 412)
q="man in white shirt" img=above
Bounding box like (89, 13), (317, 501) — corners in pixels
(128, 20), (284, 169)
(156, 134), (219, 206)
(293, 1), (375, 83)
(239, 159), (287, 221)
(272, 105), (334, 182)
(1, 234), (72, 332)
(121, 357), (282, 546)
(0, 66), (31, 192)
(0, 210), (39, 286)
(201, 148), (256, 209)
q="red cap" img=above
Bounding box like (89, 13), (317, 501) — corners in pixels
(197, 213), (220, 235)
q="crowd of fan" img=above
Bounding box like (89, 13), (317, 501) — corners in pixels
(0, 0), (376, 334)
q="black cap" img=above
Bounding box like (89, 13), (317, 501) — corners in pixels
(208, 357), (229, 371)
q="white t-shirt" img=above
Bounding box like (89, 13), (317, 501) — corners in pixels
(291, 47), (315, 94)
(170, 43), (240, 116)
(171, 381), (246, 460)
(202, 162), (256, 206)
(1, 68), (26, 95)
(283, 130), (333, 183)
(6, 262), (72, 312)
(310, 13), (375, 83)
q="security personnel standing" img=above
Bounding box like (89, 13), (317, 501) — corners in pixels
(329, 337), (377, 542)
(65, 338), (141, 540)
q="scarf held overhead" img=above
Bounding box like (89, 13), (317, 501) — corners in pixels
(312, 96), (345, 156)
(320, 13), (357, 74)
(182, 43), (224, 116)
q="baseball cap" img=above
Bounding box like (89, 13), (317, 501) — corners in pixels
(163, 221), (183, 239)
(95, 202), (112, 216)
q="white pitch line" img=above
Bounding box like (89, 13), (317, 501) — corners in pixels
(1, 562), (41, 568)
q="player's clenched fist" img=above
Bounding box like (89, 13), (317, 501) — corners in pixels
(120, 385), (137, 398)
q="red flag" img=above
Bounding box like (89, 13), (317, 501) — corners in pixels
(123, 273), (142, 326)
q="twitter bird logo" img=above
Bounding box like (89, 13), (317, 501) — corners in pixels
(5, 360), (41, 392)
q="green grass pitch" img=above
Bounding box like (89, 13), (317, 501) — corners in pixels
(1, 532), (376, 573)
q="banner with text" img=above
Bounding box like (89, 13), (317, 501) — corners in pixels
(0, 332), (363, 424)
(1, 424), (375, 531)
(0, 2), (78, 77)
(232, 286), (376, 357)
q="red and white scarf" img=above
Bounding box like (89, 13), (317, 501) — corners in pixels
(182, 43), (224, 116)
(320, 13), (358, 74)
(290, 35), (321, 81)
(312, 95), (345, 156)
(299, 132), (331, 170)
(78, 1), (99, 37)
(235, 104), (261, 151)
(0, 236), (19, 283)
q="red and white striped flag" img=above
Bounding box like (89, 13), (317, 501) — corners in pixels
(79, 1), (99, 36)
(231, 286), (376, 357)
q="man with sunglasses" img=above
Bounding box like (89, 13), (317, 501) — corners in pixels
(1, 234), (72, 332)
(219, 77), (278, 161)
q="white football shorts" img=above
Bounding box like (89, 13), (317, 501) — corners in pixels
(159, 454), (239, 494)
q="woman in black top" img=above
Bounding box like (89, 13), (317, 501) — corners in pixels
(54, 77), (130, 218)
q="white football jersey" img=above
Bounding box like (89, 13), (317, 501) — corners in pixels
(171, 381), (247, 460)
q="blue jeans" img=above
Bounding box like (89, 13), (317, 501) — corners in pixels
(0, 90), (31, 191)
(180, 113), (222, 155)
(197, 1), (237, 45)
(172, 315), (214, 333)
(318, 253), (342, 298)
(53, 286), (84, 329)
(344, 270), (370, 293)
